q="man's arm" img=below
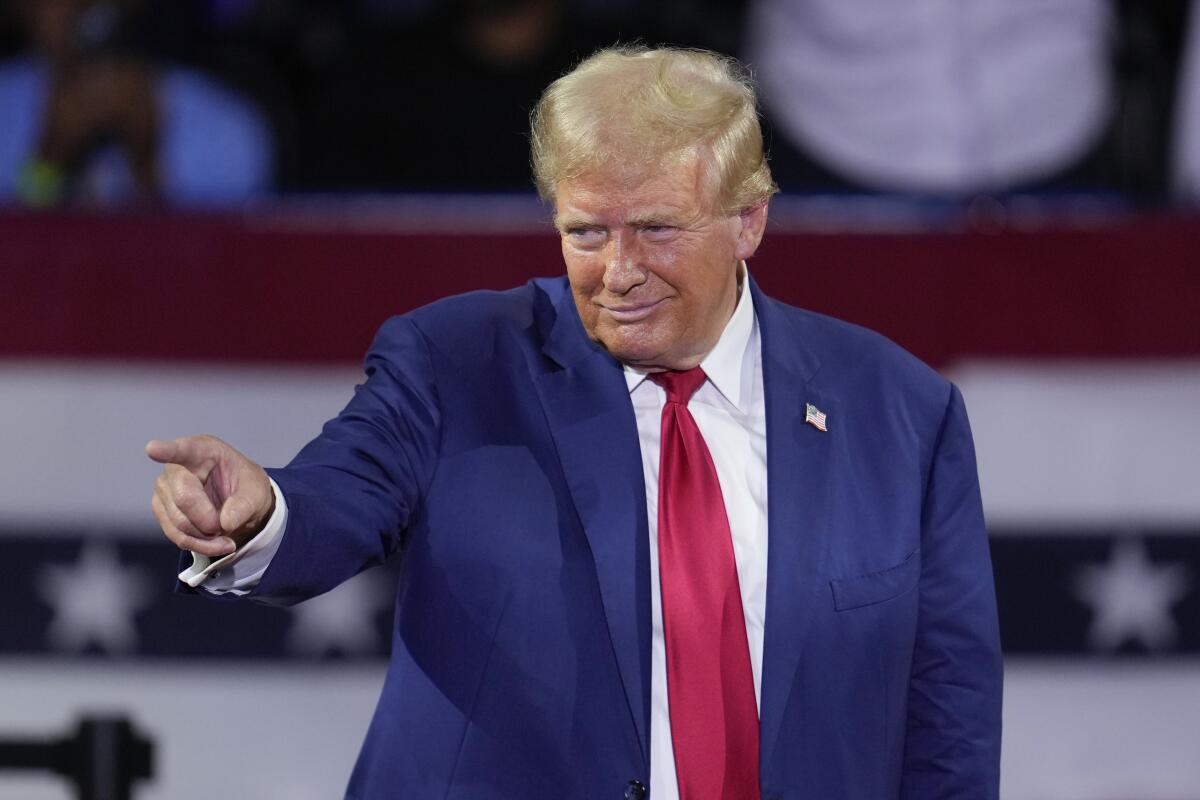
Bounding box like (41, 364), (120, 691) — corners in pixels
(147, 315), (441, 605)
(901, 384), (1003, 799)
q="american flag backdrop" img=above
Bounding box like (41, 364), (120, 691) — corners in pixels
(1, 199), (1198, 799)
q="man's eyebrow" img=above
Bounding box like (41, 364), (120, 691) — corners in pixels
(626, 210), (683, 227)
(553, 214), (596, 231)
(553, 209), (687, 231)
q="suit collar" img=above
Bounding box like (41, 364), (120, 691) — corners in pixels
(747, 275), (823, 386)
(539, 278), (607, 369)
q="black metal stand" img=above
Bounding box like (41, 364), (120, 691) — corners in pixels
(0, 716), (154, 800)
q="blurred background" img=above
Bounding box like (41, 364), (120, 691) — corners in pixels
(0, 0), (1198, 797)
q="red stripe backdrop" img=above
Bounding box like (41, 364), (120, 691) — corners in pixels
(3, 209), (1198, 366)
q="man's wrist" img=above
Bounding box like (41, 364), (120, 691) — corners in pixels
(179, 479), (287, 590)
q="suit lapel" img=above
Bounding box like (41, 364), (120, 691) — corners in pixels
(752, 285), (836, 773)
(531, 283), (652, 769)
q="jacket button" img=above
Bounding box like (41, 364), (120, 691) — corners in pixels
(624, 779), (646, 800)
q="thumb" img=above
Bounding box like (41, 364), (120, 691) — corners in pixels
(220, 493), (256, 534)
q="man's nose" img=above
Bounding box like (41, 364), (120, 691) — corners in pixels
(602, 230), (646, 294)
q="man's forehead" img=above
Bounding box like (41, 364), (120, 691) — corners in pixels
(555, 192), (690, 222)
(554, 155), (716, 222)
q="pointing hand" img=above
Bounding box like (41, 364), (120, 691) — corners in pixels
(146, 435), (274, 558)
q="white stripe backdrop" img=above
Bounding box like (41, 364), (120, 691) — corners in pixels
(1, 357), (1198, 799)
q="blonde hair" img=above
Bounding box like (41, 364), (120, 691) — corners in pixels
(530, 45), (778, 214)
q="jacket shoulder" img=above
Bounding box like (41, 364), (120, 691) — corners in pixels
(370, 278), (564, 364)
(763, 297), (965, 504)
(770, 297), (947, 392)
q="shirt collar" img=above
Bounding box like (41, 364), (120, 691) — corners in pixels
(623, 263), (757, 413)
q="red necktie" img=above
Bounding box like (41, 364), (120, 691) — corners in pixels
(651, 368), (759, 800)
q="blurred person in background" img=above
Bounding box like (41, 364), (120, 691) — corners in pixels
(0, 0), (275, 207)
(301, 0), (622, 190)
(744, 0), (1116, 194)
(294, 0), (745, 192)
(1174, 0), (1200, 196)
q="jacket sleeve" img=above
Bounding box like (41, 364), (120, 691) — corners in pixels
(901, 383), (1003, 798)
(249, 314), (442, 606)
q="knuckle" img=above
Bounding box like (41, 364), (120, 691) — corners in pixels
(192, 433), (220, 453)
(174, 484), (205, 512)
(168, 484), (191, 507)
(173, 488), (194, 510)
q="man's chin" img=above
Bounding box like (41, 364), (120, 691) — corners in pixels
(592, 331), (664, 369)
(594, 334), (701, 372)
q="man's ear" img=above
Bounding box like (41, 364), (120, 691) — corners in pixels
(733, 201), (769, 261)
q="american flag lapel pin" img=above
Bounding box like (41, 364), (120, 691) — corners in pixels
(804, 402), (828, 432)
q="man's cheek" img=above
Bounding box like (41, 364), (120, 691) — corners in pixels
(574, 302), (602, 341)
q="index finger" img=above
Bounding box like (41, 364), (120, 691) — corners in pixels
(145, 435), (221, 471)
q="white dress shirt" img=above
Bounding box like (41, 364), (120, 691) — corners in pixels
(181, 272), (771, 800)
(626, 274), (768, 800)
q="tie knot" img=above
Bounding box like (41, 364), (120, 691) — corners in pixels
(649, 367), (707, 404)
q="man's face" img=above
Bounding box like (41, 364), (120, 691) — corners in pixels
(555, 151), (767, 372)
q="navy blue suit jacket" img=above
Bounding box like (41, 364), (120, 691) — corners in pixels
(245, 276), (1002, 799)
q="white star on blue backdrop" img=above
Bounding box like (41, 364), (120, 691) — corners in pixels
(37, 541), (154, 655)
(1074, 538), (1192, 651)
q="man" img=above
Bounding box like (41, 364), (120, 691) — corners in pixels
(148, 46), (1002, 800)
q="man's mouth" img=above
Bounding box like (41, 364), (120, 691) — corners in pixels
(601, 298), (666, 322)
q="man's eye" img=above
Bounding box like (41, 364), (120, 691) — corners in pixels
(567, 228), (604, 245)
(641, 225), (676, 239)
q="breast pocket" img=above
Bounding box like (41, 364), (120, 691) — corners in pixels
(830, 549), (921, 611)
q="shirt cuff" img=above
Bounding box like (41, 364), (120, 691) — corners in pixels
(177, 478), (288, 595)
